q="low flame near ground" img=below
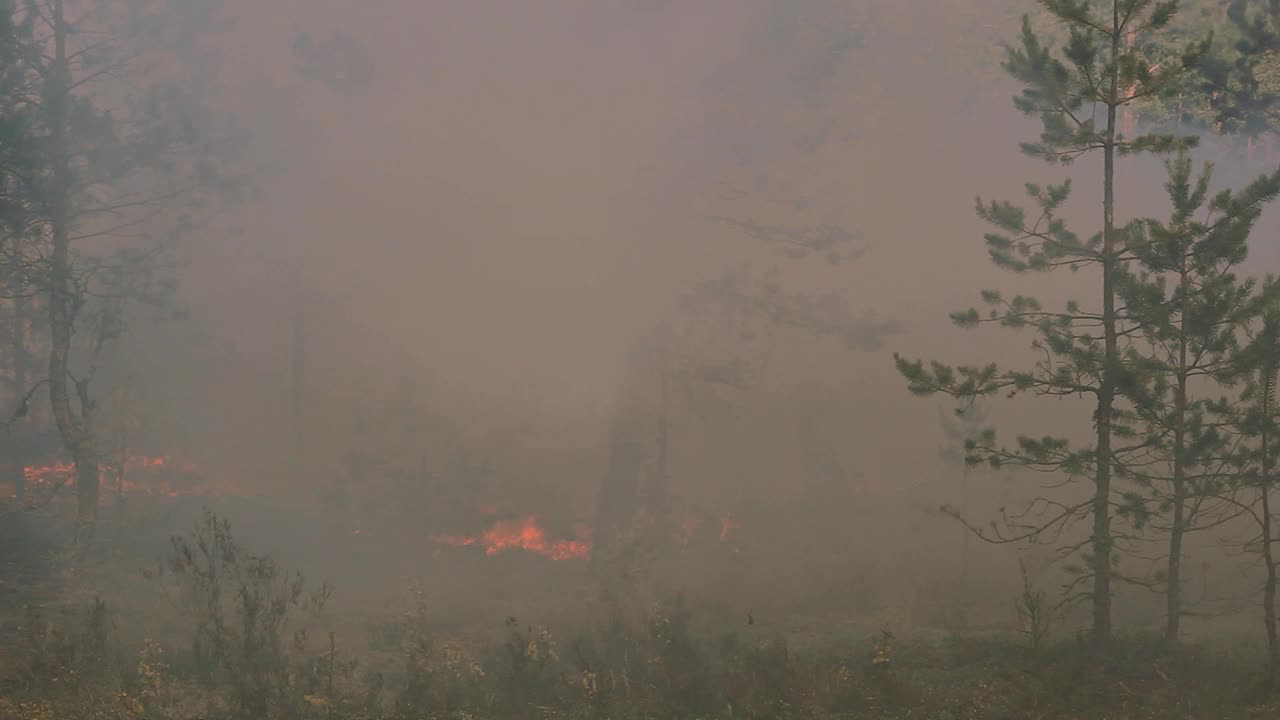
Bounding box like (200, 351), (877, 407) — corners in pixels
(10, 455), (748, 562)
(430, 509), (740, 561)
(432, 516), (592, 560)
(11, 455), (240, 502)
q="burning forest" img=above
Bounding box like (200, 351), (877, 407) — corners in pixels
(7, 454), (244, 507)
(10, 1), (1280, 719)
(429, 506), (740, 561)
(432, 515), (591, 560)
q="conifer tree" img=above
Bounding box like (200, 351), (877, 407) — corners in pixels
(1208, 288), (1280, 680)
(1201, 0), (1280, 140)
(0, 1), (41, 506)
(1117, 152), (1280, 644)
(3, 0), (241, 543)
(895, 0), (1210, 642)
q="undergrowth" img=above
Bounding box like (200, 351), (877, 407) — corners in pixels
(2, 510), (1280, 720)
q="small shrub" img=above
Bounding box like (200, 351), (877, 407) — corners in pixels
(146, 508), (331, 719)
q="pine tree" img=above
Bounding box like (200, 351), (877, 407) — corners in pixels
(895, 0), (1210, 643)
(1115, 1), (1239, 134)
(1208, 286), (1280, 681)
(0, 1), (41, 506)
(1116, 152), (1280, 644)
(1201, 0), (1280, 140)
(4, 0), (241, 543)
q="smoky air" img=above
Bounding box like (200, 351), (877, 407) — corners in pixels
(3, 2), (1280, 718)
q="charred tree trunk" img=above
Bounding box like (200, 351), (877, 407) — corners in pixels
(590, 336), (661, 570)
(46, 0), (98, 545)
(647, 359), (671, 543)
(589, 427), (646, 571)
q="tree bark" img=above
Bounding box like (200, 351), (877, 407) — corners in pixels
(1090, 1), (1122, 644)
(960, 463), (971, 588)
(589, 428), (645, 570)
(1120, 28), (1138, 137)
(1261, 365), (1278, 683)
(647, 349), (671, 543)
(46, 0), (98, 545)
(589, 341), (653, 570)
(289, 262), (304, 453)
(9, 239), (27, 507)
(1166, 368), (1188, 644)
(1166, 269), (1191, 646)
(1262, 443), (1277, 683)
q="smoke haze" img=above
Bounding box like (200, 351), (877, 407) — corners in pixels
(14, 0), (1280, 651)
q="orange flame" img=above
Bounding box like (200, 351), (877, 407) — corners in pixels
(433, 506), (743, 561)
(13, 454), (239, 501)
(432, 514), (591, 560)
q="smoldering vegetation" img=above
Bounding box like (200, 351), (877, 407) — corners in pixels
(8, 1), (1280, 719)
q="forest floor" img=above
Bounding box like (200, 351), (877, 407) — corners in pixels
(2, 496), (1280, 719)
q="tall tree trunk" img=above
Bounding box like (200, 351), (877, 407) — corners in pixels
(647, 354), (670, 544)
(46, 0), (97, 544)
(1262, 360), (1278, 683)
(9, 239), (27, 507)
(590, 427), (645, 571)
(113, 400), (128, 503)
(589, 342), (652, 570)
(1262, 443), (1277, 684)
(1091, 2), (1122, 644)
(289, 263), (304, 453)
(1166, 269), (1192, 645)
(960, 463), (971, 588)
(1120, 28), (1138, 137)
(1166, 361), (1188, 644)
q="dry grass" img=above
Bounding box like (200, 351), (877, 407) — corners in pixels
(3, 503), (1280, 719)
